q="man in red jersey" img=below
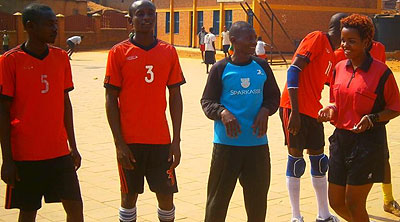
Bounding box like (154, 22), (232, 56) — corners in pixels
(335, 38), (400, 217)
(0, 4), (83, 222)
(104, 1), (185, 222)
(279, 13), (348, 222)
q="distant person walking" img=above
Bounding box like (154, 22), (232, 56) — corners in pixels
(255, 36), (270, 60)
(66, 35), (84, 59)
(221, 26), (230, 57)
(198, 26), (207, 62)
(2, 30), (9, 53)
(204, 27), (216, 73)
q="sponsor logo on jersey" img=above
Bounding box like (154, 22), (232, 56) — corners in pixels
(127, 55), (138, 61)
(241, 78), (250, 88)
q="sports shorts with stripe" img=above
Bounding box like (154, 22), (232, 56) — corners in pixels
(118, 144), (178, 194)
(5, 154), (82, 211)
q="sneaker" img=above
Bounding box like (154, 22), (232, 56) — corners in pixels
(384, 200), (400, 217)
(316, 215), (340, 222)
(291, 217), (304, 222)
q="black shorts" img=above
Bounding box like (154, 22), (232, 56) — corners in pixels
(222, 45), (230, 53)
(67, 40), (75, 49)
(118, 144), (178, 194)
(5, 155), (82, 211)
(328, 127), (386, 186)
(279, 107), (325, 150)
(205, 51), (216, 65)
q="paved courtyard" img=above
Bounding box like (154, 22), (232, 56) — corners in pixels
(1, 50), (400, 222)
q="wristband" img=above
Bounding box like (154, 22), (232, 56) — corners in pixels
(367, 113), (379, 124)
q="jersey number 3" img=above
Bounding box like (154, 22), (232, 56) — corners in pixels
(41, 74), (49, 94)
(145, 65), (154, 83)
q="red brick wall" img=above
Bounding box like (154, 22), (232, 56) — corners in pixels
(266, 0), (377, 9)
(258, 10), (374, 52)
(173, 11), (192, 47)
(156, 12), (169, 43)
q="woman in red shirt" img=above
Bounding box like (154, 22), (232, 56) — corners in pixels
(319, 14), (400, 221)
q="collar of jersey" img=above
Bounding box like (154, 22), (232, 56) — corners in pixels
(21, 43), (49, 60)
(345, 52), (373, 72)
(129, 36), (158, 51)
(227, 56), (253, 66)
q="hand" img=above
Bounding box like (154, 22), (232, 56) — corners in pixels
(252, 107), (269, 138)
(351, 115), (373, 133)
(1, 160), (19, 187)
(70, 149), (82, 170)
(288, 111), (301, 135)
(116, 142), (136, 170)
(318, 106), (334, 122)
(221, 109), (241, 138)
(168, 139), (181, 170)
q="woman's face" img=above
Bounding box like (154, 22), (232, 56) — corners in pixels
(341, 27), (369, 60)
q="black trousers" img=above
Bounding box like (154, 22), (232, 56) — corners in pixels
(205, 143), (271, 222)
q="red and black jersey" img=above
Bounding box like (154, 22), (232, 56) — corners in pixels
(0, 44), (74, 161)
(280, 31), (335, 118)
(330, 54), (400, 130)
(104, 39), (185, 145)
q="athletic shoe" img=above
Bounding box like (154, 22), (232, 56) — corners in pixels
(316, 215), (340, 222)
(384, 200), (400, 217)
(291, 217), (304, 222)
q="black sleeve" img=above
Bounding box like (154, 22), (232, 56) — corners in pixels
(200, 59), (228, 120)
(254, 57), (281, 116)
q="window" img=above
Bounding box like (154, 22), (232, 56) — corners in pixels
(174, 12), (179, 34)
(225, 10), (232, 29)
(197, 11), (203, 34)
(165, 12), (170, 33)
(213, 10), (220, 35)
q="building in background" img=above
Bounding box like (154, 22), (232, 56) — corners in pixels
(0, 0), (88, 16)
(96, 0), (382, 52)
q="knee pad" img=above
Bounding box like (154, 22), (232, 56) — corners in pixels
(309, 154), (329, 177)
(286, 155), (306, 178)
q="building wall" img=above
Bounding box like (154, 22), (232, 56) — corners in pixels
(150, 0), (381, 52)
(0, 0), (87, 16)
(99, 0), (133, 11)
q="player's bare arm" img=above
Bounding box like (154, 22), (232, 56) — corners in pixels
(220, 109), (241, 138)
(288, 56), (308, 135)
(105, 87), (135, 170)
(0, 99), (19, 186)
(168, 86), (183, 169)
(64, 93), (81, 170)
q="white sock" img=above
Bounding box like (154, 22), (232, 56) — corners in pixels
(311, 176), (331, 219)
(119, 207), (137, 222)
(158, 205), (175, 222)
(287, 176), (302, 219)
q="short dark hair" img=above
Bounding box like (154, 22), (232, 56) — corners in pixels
(341, 14), (375, 46)
(229, 21), (253, 38)
(209, 27), (213, 32)
(22, 3), (53, 27)
(129, 0), (155, 18)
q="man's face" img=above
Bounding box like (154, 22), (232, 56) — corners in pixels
(231, 27), (257, 56)
(130, 2), (156, 33)
(28, 10), (58, 44)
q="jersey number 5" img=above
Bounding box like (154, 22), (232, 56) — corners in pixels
(41, 74), (49, 94)
(145, 65), (154, 83)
